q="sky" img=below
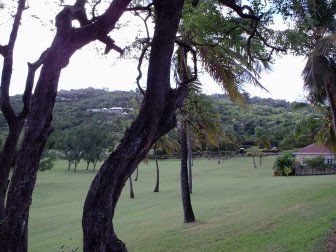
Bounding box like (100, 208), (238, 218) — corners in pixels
(0, 1), (308, 102)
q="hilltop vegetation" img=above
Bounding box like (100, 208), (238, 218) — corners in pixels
(0, 88), (317, 155)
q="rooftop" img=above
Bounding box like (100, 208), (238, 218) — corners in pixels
(294, 143), (334, 155)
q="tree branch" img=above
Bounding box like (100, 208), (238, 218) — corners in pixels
(217, 0), (259, 21)
(136, 42), (151, 95)
(18, 49), (49, 120)
(175, 39), (198, 86)
(98, 35), (124, 55)
(0, 45), (6, 57)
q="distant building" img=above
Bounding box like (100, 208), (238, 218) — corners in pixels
(293, 143), (335, 165)
(87, 107), (124, 114)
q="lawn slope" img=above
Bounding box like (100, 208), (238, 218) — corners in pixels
(29, 157), (336, 251)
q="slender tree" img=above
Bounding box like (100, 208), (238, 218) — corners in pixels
(153, 134), (178, 193)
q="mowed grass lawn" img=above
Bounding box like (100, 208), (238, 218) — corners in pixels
(29, 156), (336, 251)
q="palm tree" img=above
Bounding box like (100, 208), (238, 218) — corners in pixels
(153, 134), (179, 193)
(295, 0), (336, 134)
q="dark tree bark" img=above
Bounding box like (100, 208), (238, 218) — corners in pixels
(0, 1), (131, 251)
(82, 1), (187, 251)
(153, 147), (160, 192)
(180, 112), (196, 223)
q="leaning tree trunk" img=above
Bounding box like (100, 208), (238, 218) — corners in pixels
(252, 156), (257, 168)
(180, 113), (196, 223)
(82, 1), (186, 251)
(0, 1), (131, 251)
(153, 147), (160, 192)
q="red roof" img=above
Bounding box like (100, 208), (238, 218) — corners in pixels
(295, 143), (334, 155)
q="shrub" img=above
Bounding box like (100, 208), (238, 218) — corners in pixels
(273, 151), (296, 176)
(305, 156), (326, 169)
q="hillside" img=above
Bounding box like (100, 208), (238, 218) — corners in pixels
(0, 88), (318, 151)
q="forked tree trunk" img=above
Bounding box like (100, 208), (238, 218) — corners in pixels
(153, 147), (160, 192)
(180, 113), (195, 223)
(82, 1), (186, 251)
(0, 1), (131, 250)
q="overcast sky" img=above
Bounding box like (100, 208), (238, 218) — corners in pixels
(0, 1), (307, 102)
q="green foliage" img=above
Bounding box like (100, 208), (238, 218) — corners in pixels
(273, 151), (296, 175)
(0, 88), (320, 154)
(305, 155), (326, 169)
(38, 157), (56, 172)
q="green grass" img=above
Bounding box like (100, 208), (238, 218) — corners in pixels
(28, 156), (336, 251)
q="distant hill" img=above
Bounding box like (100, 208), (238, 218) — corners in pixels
(0, 88), (317, 150)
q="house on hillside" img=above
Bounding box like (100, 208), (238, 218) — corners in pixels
(293, 143), (335, 165)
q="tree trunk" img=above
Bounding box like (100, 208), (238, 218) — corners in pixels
(252, 156), (257, 168)
(208, 145), (211, 160)
(0, 123), (24, 216)
(187, 125), (193, 194)
(153, 147), (160, 192)
(0, 1), (131, 250)
(134, 166), (139, 181)
(93, 160), (98, 172)
(325, 80), (336, 135)
(82, 1), (186, 251)
(0, 68), (59, 251)
(129, 175), (134, 199)
(217, 139), (220, 164)
(180, 113), (196, 223)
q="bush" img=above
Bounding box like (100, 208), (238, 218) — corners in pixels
(273, 151), (297, 176)
(305, 156), (326, 169)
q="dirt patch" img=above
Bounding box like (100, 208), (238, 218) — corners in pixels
(325, 228), (336, 251)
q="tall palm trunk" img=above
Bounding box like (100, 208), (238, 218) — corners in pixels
(134, 166), (139, 181)
(154, 147), (160, 192)
(129, 175), (134, 199)
(187, 124), (193, 194)
(180, 112), (195, 223)
(325, 79), (336, 135)
(217, 138), (221, 164)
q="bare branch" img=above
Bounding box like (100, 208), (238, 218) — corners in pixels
(217, 0), (259, 21)
(136, 42), (152, 95)
(18, 49), (49, 120)
(0, 45), (6, 57)
(91, 0), (102, 20)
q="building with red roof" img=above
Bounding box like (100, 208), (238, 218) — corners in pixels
(293, 143), (335, 165)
